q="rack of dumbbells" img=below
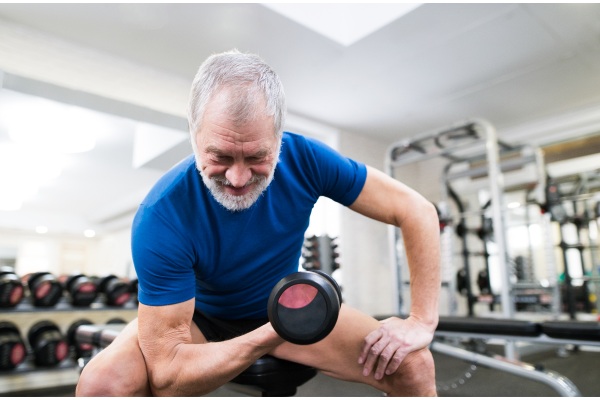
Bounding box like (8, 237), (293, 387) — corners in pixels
(301, 235), (341, 280)
(0, 267), (138, 394)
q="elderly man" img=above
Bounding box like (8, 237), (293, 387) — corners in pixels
(76, 50), (440, 397)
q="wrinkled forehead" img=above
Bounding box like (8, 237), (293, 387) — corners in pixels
(198, 88), (275, 137)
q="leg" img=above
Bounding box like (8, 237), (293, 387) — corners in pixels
(75, 319), (149, 396)
(270, 304), (437, 396)
(75, 319), (207, 396)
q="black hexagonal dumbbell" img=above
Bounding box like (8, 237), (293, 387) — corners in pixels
(129, 278), (138, 304)
(95, 275), (131, 307)
(27, 272), (63, 307)
(0, 321), (27, 370)
(105, 318), (127, 325)
(63, 274), (98, 307)
(28, 320), (69, 367)
(0, 267), (25, 308)
(66, 319), (94, 359)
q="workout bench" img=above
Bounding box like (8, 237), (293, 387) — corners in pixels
(431, 316), (600, 396)
(75, 324), (316, 396)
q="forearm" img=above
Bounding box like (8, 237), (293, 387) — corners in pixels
(401, 199), (441, 328)
(348, 166), (441, 327)
(145, 323), (283, 396)
(137, 301), (284, 396)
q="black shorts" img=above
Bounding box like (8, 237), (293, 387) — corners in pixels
(192, 309), (269, 342)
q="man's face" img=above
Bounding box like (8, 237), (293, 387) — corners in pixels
(194, 90), (280, 211)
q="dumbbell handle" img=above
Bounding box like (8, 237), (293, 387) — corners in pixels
(75, 324), (124, 348)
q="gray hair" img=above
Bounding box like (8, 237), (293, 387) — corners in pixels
(188, 50), (286, 144)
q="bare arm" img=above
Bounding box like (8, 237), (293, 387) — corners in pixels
(137, 298), (284, 396)
(349, 166), (440, 379)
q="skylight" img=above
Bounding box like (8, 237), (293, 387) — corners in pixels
(262, 3), (422, 47)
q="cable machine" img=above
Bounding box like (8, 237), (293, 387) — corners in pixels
(545, 169), (600, 318)
(385, 119), (556, 359)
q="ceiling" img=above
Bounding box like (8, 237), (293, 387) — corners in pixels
(0, 3), (599, 238)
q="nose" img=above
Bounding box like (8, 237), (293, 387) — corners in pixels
(225, 163), (252, 188)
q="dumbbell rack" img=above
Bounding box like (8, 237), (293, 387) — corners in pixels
(0, 299), (138, 395)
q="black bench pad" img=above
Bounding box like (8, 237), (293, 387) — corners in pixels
(541, 321), (600, 341)
(437, 316), (541, 337)
(230, 355), (317, 396)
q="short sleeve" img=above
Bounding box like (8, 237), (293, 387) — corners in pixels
(131, 205), (196, 306)
(304, 136), (367, 206)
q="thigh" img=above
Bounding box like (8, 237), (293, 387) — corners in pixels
(270, 304), (395, 392)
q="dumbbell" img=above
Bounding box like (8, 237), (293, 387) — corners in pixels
(0, 267), (24, 308)
(129, 278), (138, 304)
(95, 275), (131, 306)
(456, 268), (468, 295)
(268, 271), (342, 345)
(0, 321), (27, 370)
(64, 274), (98, 307)
(66, 319), (94, 359)
(106, 317), (127, 325)
(27, 272), (63, 307)
(28, 320), (68, 367)
(477, 269), (491, 295)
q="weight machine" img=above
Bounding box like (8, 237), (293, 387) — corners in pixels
(545, 169), (600, 317)
(385, 118), (558, 359)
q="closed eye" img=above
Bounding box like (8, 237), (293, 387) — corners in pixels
(246, 149), (271, 164)
(246, 156), (266, 164)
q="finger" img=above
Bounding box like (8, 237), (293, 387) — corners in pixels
(362, 337), (390, 378)
(385, 350), (407, 376)
(373, 345), (395, 380)
(358, 330), (382, 365)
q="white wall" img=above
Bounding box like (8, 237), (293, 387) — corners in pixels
(0, 225), (134, 281)
(88, 226), (135, 279)
(337, 130), (398, 317)
(0, 230), (98, 277)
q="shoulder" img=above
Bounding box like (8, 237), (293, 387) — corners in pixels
(280, 131), (334, 163)
(281, 131), (309, 150)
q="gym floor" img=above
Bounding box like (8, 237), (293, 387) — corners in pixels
(7, 345), (599, 397)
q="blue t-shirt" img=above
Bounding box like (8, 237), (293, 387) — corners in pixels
(131, 132), (367, 319)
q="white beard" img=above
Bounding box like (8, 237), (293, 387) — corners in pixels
(198, 167), (275, 211)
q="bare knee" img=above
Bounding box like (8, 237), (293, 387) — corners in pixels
(76, 346), (150, 396)
(388, 348), (437, 396)
(77, 354), (121, 396)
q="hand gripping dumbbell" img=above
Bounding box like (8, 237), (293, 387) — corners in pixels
(268, 271), (342, 345)
(0, 267), (24, 308)
(63, 274), (98, 307)
(95, 275), (131, 306)
(0, 321), (27, 370)
(28, 320), (69, 367)
(27, 272), (63, 307)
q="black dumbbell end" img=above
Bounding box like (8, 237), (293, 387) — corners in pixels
(268, 271), (341, 345)
(28, 320), (68, 366)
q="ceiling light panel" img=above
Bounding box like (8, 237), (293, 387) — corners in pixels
(262, 3), (421, 46)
